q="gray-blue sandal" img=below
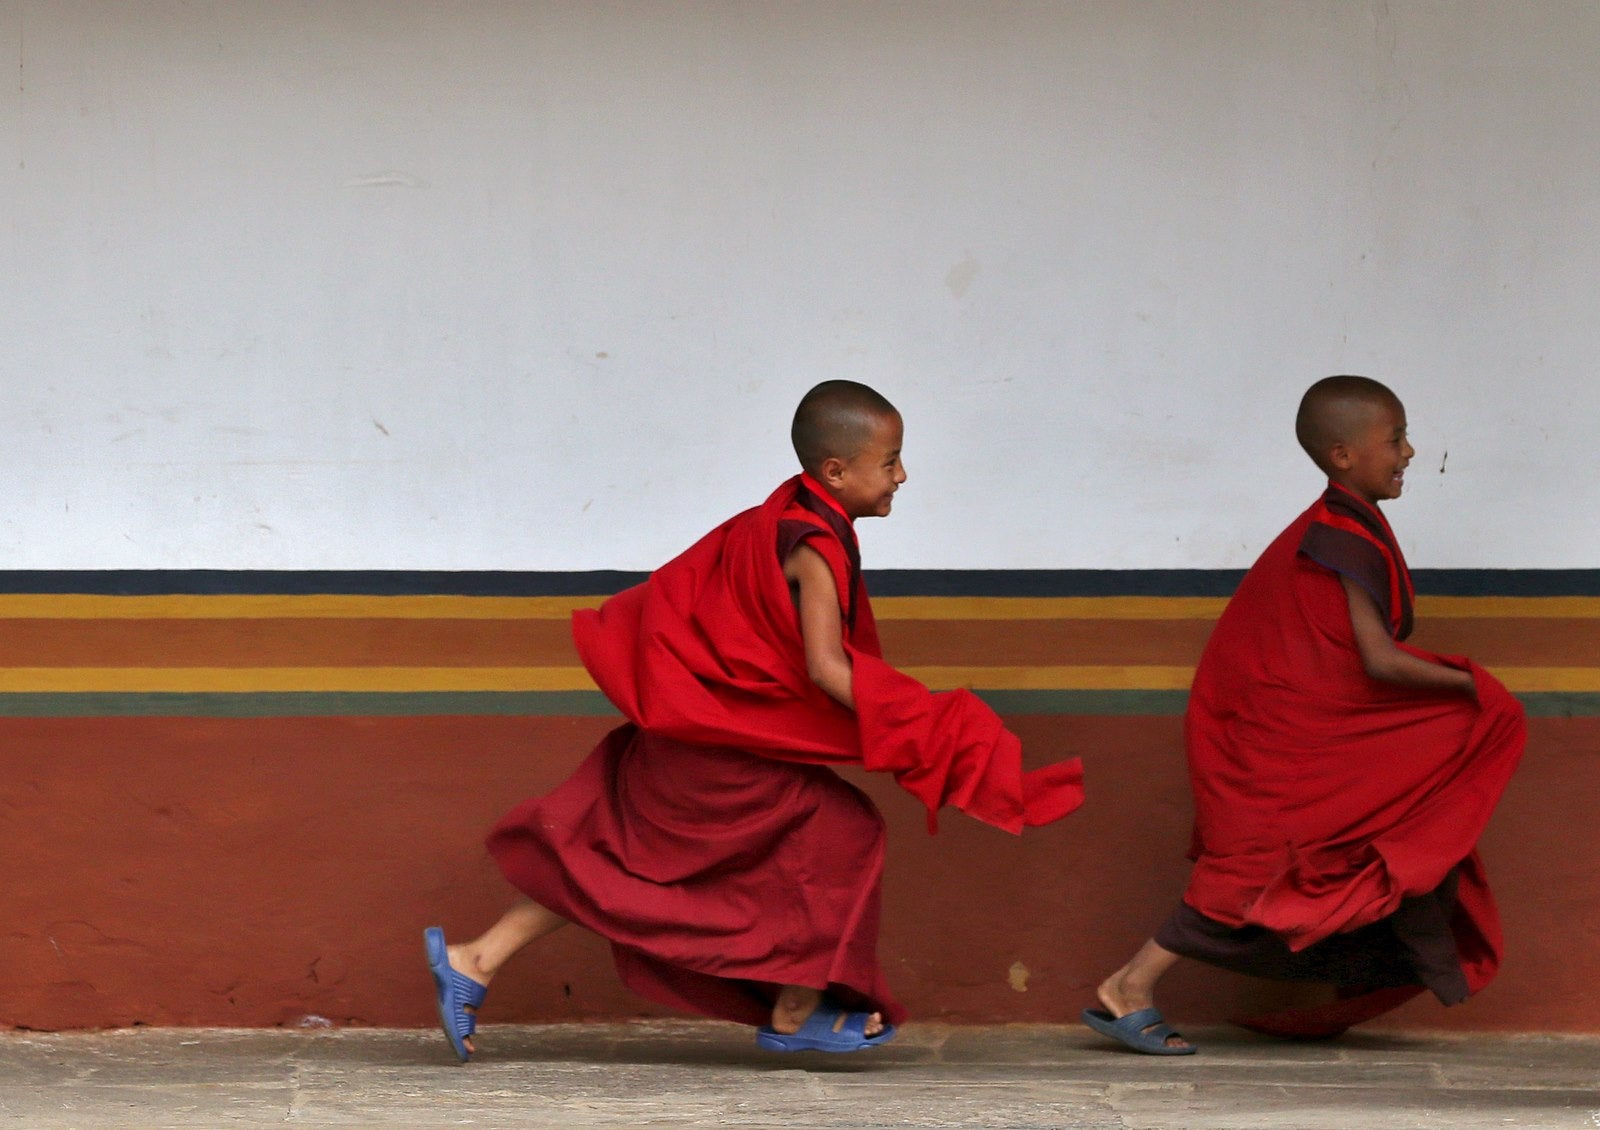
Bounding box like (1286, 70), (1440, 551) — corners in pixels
(1082, 1006), (1197, 1055)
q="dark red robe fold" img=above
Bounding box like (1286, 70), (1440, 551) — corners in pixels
(488, 724), (897, 1025)
(1173, 483), (1525, 1030)
(487, 476), (1083, 1027)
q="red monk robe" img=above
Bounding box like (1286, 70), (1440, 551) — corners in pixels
(488, 475), (1085, 1026)
(1157, 482), (1526, 1034)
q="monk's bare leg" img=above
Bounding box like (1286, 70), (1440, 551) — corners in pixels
(769, 984), (884, 1038)
(445, 899), (569, 1052)
(1096, 939), (1188, 1050)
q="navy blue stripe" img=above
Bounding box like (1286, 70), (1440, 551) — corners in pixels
(865, 569), (1249, 597)
(0, 570), (652, 597)
(1408, 570), (1600, 597)
(0, 569), (1595, 598)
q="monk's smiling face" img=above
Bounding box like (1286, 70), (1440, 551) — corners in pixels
(827, 411), (906, 520)
(1329, 395), (1413, 504)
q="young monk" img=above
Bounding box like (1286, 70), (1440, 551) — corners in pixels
(426, 380), (1084, 1060)
(1082, 375), (1526, 1055)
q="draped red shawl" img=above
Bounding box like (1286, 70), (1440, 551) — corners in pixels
(573, 476), (1085, 834)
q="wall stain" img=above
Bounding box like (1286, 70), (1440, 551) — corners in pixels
(945, 253), (981, 300)
(1007, 961), (1029, 992)
(344, 171), (428, 189)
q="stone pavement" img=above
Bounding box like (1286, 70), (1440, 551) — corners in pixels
(2, 1020), (1598, 1129)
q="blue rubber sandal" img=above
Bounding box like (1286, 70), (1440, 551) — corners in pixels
(756, 1002), (897, 1053)
(1081, 1006), (1197, 1055)
(424, 926), (487, 1063)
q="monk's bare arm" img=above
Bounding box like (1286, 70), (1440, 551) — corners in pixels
(1341, 575), (1475, 696)
(783, 543), (855, 710)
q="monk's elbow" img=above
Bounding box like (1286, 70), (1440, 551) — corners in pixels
(1359, 650), (1398, 682)
(806, 654), (853, 703)
(806, 654), (842, 691)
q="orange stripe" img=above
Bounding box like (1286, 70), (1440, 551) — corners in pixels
(0, 616), (1592, 670)
(0, 619), (578, 667)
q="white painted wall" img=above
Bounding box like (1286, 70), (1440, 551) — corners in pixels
(2, 1), (1596, 570)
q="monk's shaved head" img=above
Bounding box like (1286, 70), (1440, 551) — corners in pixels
(791, 380), (899, 476)
(1295, 375), (1402, 473)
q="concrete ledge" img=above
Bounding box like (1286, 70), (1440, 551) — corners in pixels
(3, 1021), (1598, 1128)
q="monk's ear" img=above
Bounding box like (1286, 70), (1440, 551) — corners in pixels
(1326, 441), (1353, 471)
(819, 455), (849, 486)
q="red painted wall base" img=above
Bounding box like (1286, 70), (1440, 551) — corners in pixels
(1, 714), (1584, 1032)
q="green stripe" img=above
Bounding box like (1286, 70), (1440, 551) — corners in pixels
(974, 689), (1193, 716)
(981, 690), (1600, 717)
(0, 688), (1596, 718)
(1517, 692), (1600, 718)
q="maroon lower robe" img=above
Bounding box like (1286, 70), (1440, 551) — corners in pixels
(488, 475), (1085, 1025)
(1160, 482), (1526, 1035)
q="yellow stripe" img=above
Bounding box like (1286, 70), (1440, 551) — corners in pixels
(904, 665), (1600, 692)
(1494, 667), (1600, 692)
(879, 595), (1600, 620)
(0, 594), (1218, 621)
(0, 664), (1197, 693)
(0, 663), (1597, 693)
(1412, 596), (1600, 619)
(0, 595), (606, 620)
(872, 597), (1230, 620)
(915, 666), (1600, 693)
(0, 667), (601, 692)
(0, 594), (1227, 622)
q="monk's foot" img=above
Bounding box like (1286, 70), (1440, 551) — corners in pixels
(770, 985), (884, 1038)
(1096, 970), (1188, 1051)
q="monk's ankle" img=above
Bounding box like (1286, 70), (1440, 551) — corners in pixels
(448, 944), (493, 987)
(1097, 970), (1148, 1019)
(770, 986), (821, 1035)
